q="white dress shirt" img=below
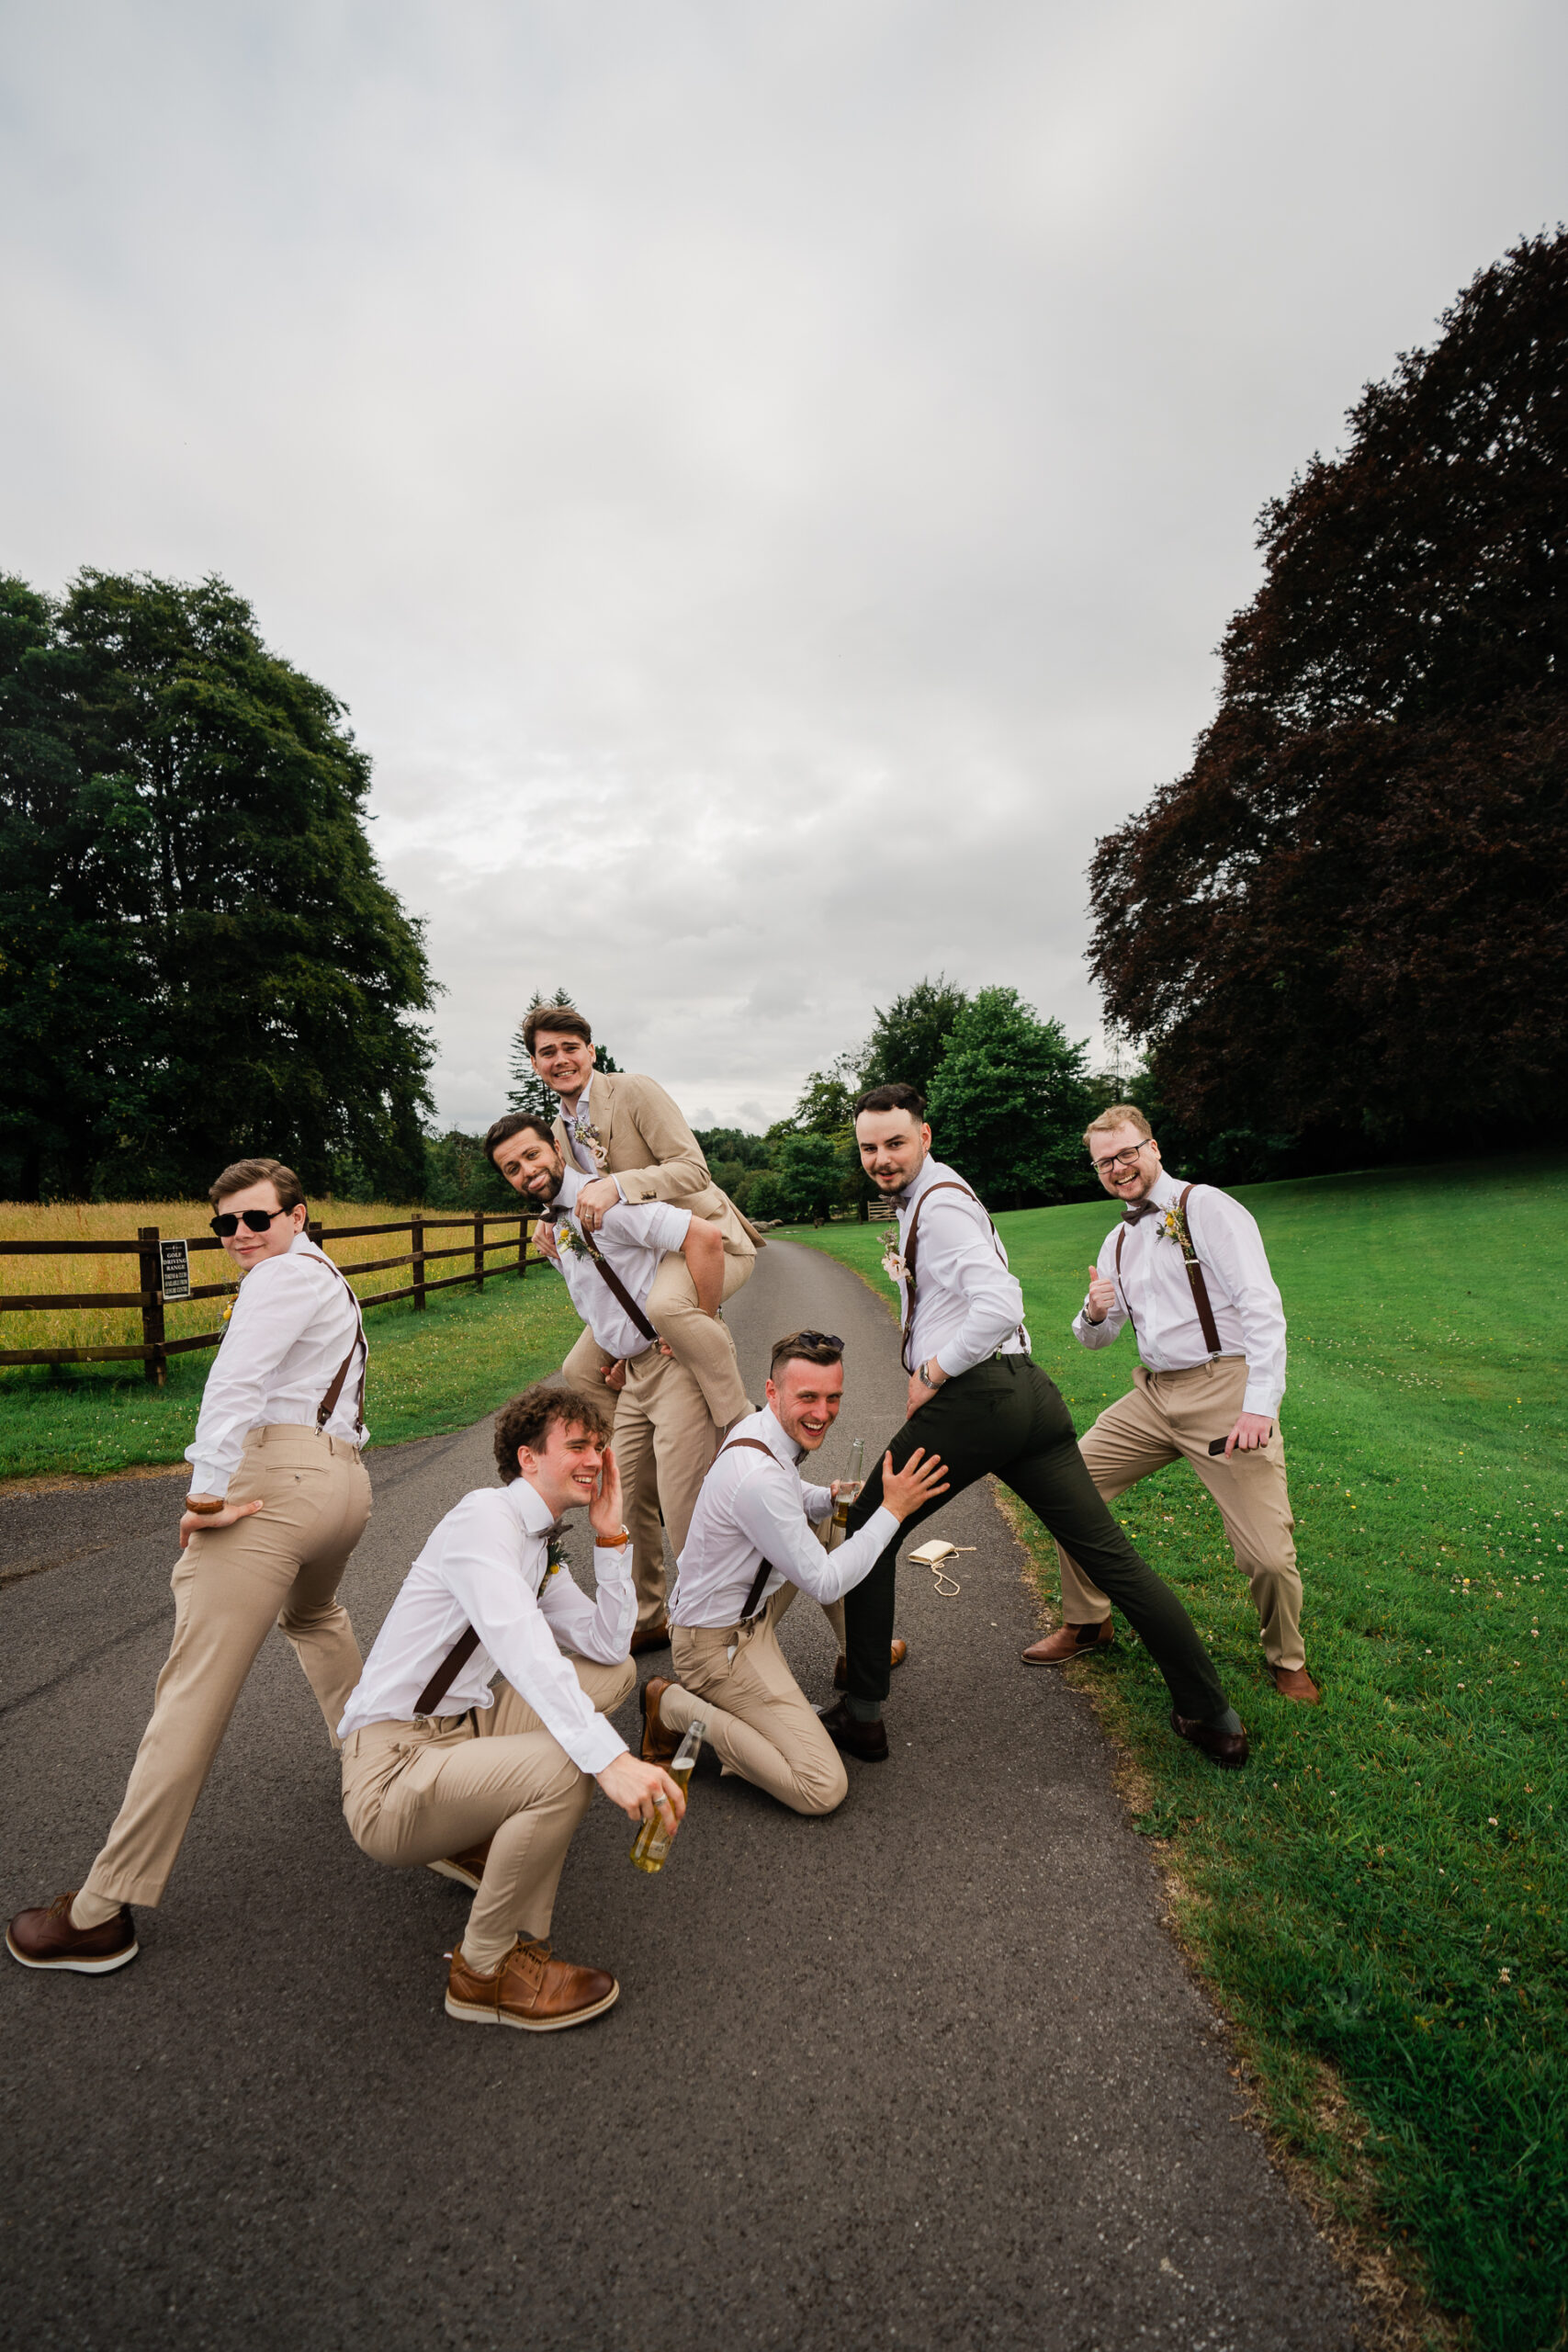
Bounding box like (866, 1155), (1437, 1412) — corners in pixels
(892, 1156), (1030, 1378)
(185, 1233), (366, 1498)
(1072, 1169), (1288, 1417)
(668, 1405), (899, 1630)
(545, 1164), (692, 1361)
(338, 1477), (634, 1772)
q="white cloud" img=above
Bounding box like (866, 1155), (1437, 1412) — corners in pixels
(3, 0), (1562, 1126)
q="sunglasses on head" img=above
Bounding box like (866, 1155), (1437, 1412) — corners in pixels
(795, 1330), (844, 1352)
(210, 1207), (290, 1237)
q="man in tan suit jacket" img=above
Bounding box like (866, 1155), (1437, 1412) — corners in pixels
(523, 1005), (761, 1431)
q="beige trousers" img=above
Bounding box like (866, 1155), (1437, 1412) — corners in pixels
(610, 1345), (719, 1635)
(83, 1427), (370, 1909)
(561, 1247), (753, 1428)
(1056, 1356), (1304, 1671)
(342, 1656), (636, 1973)
(663, 1587), (848, 1817)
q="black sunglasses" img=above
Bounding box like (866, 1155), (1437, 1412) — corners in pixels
(795, 1330), (844, 1352)
(210, 1207), (291, 1237)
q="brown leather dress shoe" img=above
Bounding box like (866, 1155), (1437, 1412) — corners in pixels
(7, 1892), (139, 1974)
(1169, 1711), (1249, 1770)
(640, 1676), (681, 1765)
(446, 1938), (619, 2032)
(428, 1841), (491, 1893)
(817, 1697), (890, 1762)
(1021, 1621), (1114, 1667)
(629, 1620), (671, 1657)
(833, 1638), (908, 1689)
(1269, 1663), (1321, 1704)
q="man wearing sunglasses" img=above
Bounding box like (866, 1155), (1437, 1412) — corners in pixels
(829, 1087), (1249, 1769)
(7, 1158), (371, 1977)
(641, 1332), (948, 1815)
(1021, 1106), (1314, 1702)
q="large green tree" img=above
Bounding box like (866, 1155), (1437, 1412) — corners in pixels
(926, 987), (1095, 1207)
(0, 569), (434, 1199)
(1088, 232), (1568, 1159)
(857, 974), (969, 1101)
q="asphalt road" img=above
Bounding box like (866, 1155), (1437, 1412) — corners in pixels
(0, 1241), (1365, 2351)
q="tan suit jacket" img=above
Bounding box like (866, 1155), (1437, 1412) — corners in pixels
(552, 1070), (764, 1258)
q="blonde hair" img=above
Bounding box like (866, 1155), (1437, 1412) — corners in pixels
(1083, 1103), (1152, 1148)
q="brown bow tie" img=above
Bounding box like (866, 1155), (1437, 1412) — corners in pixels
(1121, 1201), (1158, 1226)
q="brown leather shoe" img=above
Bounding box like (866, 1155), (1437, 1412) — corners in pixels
(817, 1697), (890, 1762)
(640, 1676), (680, 1765)
(1269, 1663), (1321, 1704)
(833, 1638), (908, 1689)
(7, 1892), (139, 1974)
(629, 1619), (671, 1656)
(1169, 1711), (1249, 1770)
(428, 1841), (491, 1893)
(1021, 1621), (1114, 1667)
(446, 1937), (618, 2032)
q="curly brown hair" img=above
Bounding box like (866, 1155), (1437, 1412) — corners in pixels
(493, 1385), (614, 1482)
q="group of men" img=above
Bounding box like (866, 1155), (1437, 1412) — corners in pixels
(8, 1002), (1313, 2036)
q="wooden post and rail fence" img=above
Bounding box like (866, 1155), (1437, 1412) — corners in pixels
(0, 1210), (539, 1385)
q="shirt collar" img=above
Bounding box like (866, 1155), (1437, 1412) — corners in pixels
(506, 1477), (558, 1539)
(1145, 1169), (1182, 1211)
(756, 1405), (806, 1467)
(894, 1153), (946, 1214)
(564, 1078), (591, 1127)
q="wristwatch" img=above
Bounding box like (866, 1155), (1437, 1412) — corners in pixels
(184, 1495), (225, 1516)
(917, 1360), (942, 1391)
(595, 1527), (632, 1548)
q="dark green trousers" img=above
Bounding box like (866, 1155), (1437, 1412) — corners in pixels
(843, 1354), (1229, 1723)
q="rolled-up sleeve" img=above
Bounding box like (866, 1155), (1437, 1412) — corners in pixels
(927, 1203), (1026, 1377)
(446, 1529), (627, 1775)
(1197, 1196), (1288, 1417)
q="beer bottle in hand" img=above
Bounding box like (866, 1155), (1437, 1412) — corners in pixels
(830, 1437), (865, 1533)
(630, 1719), (705, 1874)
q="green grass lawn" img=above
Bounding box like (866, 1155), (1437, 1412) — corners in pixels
(786, 1160), (1566, 2352)
(0, 1264), (583, 1485)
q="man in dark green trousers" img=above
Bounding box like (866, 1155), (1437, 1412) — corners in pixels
(821, 1084), (1247, 1770)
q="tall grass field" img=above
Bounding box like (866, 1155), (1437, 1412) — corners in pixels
(790, 1159), (1565, 2352)
(0, 1200), (581, 1484)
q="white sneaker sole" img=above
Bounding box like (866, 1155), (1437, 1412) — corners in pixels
(6, 1928), (139, 1974)
(426, 1859), (483, 1891)
(444, 1979), (620, 2031)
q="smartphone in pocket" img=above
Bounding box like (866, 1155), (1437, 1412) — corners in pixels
(1207, 1437), (1229, 1456)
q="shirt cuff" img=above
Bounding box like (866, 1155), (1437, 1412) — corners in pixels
(1243, 1382), (1283, 1419)
(1072, 1310), (1111, 1346)
(570, 1717), (628, 1776)
(186, 1458), (231, 1500)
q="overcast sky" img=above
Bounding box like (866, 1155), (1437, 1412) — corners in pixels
(4, 2), (1563, 1132)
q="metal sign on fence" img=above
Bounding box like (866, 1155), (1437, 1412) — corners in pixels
(158, 1239), (191, 1302)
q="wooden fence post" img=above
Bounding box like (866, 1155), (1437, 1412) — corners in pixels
(474, 1211), (485, 1292)
(139, 1225), (166, 1387)
(412, 1217), (426, 1311)
(517, 1214), (528, 1279)
(308, 1218), (324, 1250)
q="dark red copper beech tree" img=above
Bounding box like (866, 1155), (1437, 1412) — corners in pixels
(1088, 229), (1568, 1159)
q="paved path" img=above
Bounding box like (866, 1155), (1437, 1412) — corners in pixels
(1, 1242), (1364, 2350)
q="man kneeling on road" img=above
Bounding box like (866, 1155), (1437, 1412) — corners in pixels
(641, 1332), (948, 1816)
(338, 1387), (683, 2032)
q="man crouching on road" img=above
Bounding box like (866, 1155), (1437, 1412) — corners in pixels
(338, 1387), (683, 2032)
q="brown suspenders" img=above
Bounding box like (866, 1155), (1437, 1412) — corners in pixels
(898, 1179), (1026, 1374)
(580, 1228), (659, 1345)
(716, 1438), (789, 1624)
(1112, 1182), (1223, 1354)
(312, 1253), (369, 1433)
(412, 1626), (480, 1720)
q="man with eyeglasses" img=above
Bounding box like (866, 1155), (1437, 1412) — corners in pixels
(1021, 1105), (1314, 1702)
(7, 1158), (371, 1976)
(827, 1086), (1248, 1769)
(640, 1332), (948, 1815)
